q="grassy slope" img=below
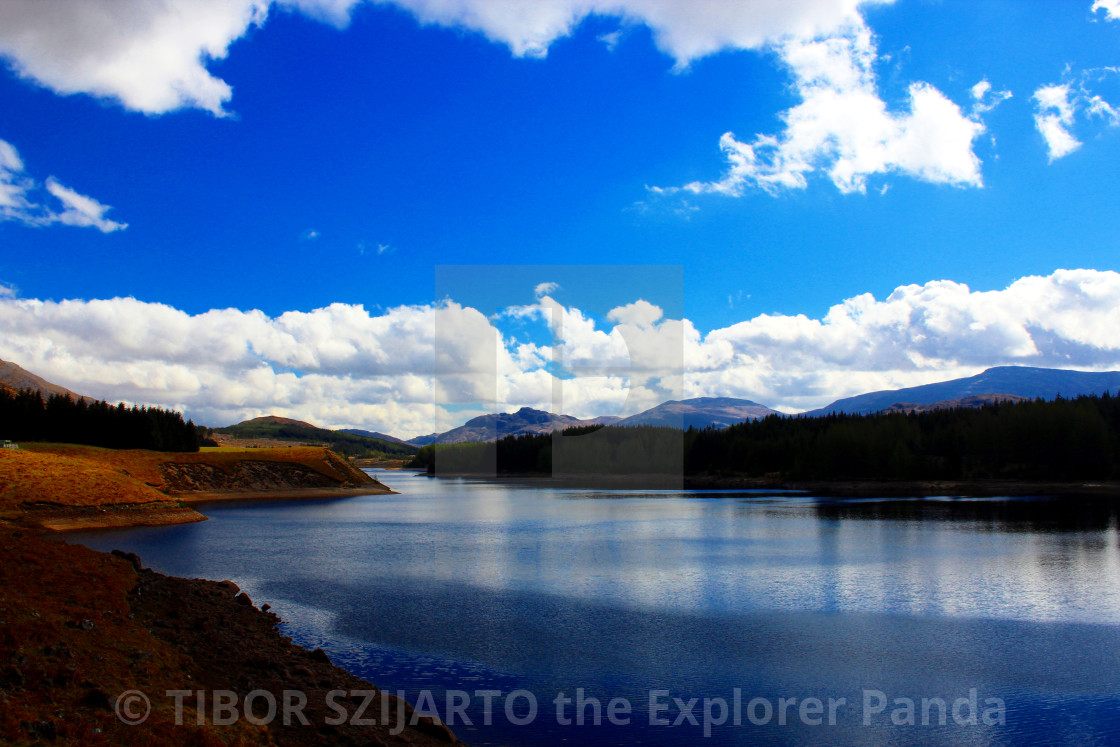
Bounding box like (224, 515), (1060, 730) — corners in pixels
(0, 444), (381, 530)
(0, 448), (171, 509)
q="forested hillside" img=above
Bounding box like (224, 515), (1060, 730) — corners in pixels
(0, 388), (199, 452)
(214, 416), (417, 459)
(414, 394), (1120, 482)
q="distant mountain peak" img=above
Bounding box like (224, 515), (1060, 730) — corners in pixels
(417, 406), (615, 445)
(0, 358), (96, 404)
(616, 396), (778, 430)
(807, 366), (1120, 416)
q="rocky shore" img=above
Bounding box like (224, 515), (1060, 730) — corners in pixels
(0, 531), (461, 746)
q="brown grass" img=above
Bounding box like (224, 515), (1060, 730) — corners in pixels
(0, 444), (377, 532)
(0, 532), (269, 746)
(0, 448), (170, 510)
(11, 444), (365, 496)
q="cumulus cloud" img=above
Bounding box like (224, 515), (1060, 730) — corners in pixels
(0, 138), (126, 232)
(378, 0), (890, 66)
(674, 23), (985, 196)
(1093, 0), (1120, 21)
(0, 297), (465, 437)
(0, 0), (985, 200)
(0, 0), (270, 115)
(4, 270), (1120, 433)
(0, 0), (893, 115)
(686, 269), (1120, 410)
(607, 299), (663, 328)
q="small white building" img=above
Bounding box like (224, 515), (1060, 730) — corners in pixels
(1, 440), (18, 450)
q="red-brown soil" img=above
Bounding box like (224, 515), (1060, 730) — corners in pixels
(0, 531), (462, 746)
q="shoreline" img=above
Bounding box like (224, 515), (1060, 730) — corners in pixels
(416, 470), (1120, 497)
(5, 486), (396, 533)
(684, 475), (1120, 497)
(176, 484), (396, 503)
(0, 529), (460, 745)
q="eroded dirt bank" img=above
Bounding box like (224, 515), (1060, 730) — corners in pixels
(0, 531), (461, 746)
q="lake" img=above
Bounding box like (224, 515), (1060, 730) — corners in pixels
(70, 470), (1120, 745)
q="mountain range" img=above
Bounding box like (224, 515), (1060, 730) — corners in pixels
(804, 366), (1120, 416)
(395, 366), (1120, 443)
(404, 397), (781, 445)
(407, 407), (621, 446)
(7, 357), (1120, 448)
(613, 397), (779, 429)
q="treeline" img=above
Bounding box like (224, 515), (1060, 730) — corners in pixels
(412, 394), (1120, 482)
(0, 388), (199, 452)
(685, 394), (1120, 481)
(411, 424), (683, 476)
(215, 420), (417, 459)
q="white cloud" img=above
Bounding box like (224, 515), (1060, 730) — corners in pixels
(534, 281), (560, 298)
(607, 299), (663, 328)
(1033, 67), (1120, 162)
(5, 270), (1120, 434)
(597, 30), (623, 51)
(0, 138), (127, 232)
(686, 269), (1120, 410)
(375, 0), (891, 67)
(1093, 0), (1120, 21)
(0, 0), (269, 116)
(0, 0), (893, 115)
(1034, 84), (1082, 161)
(970, 78), (1012, 116)
(970, 80), (991, 100)
(44, 178), (127, 232)
(675, 23), (986, 196)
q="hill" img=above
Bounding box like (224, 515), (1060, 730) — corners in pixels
(0, 358), (95, 402)
(806, 366), (1120, 416)
(419, 406), (620, 445)
(616, 396), (779, 429)
(0, 444), (388, 531)
(213, 416), (417, 458)
(341, 427), (410, 445)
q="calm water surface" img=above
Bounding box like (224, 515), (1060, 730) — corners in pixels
(71, 471), (1120, 745)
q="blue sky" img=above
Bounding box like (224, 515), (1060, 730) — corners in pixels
(3, 0), (1120, 436)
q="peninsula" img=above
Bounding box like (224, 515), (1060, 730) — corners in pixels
(0, 444), (391, 532)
